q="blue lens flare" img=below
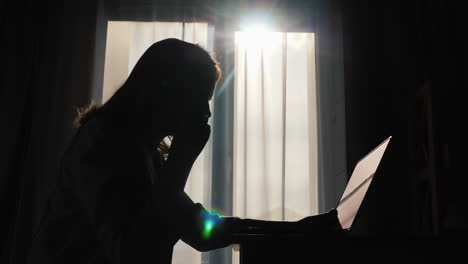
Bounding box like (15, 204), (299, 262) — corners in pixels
(201, 210), (224, 239)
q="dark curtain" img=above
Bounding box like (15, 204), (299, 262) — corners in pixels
(341, 0), (467, 236)
(1, 0), (104, 263)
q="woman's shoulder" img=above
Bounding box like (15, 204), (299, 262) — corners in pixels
(65, 115), (143, 168)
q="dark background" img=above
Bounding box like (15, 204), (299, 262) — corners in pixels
(341, 0), (466, 238)
(1, 0), (466, 263)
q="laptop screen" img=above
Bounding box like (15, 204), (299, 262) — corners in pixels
(336, 136), (392, 230)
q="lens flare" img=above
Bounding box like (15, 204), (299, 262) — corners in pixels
(201, 209), (224, 239)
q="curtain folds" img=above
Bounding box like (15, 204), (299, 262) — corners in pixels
(1, 0), (104, 263)
(233, 31), (318, 222)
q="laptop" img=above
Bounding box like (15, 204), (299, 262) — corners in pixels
(336, 136), (392, 230)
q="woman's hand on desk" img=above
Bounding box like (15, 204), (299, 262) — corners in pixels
(297, 209), (343, 234)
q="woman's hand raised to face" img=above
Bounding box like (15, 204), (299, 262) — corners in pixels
(167, 97), (212, 169)
(162, 120), (211, 191)
(168, 121), (211, 167)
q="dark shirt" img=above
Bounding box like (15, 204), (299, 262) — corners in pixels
(27, 115), (203, 264)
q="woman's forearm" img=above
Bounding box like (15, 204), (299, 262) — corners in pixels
(180, 209), (341, 252)
(231, 218), (298, 234)
(231, 209), (342, 236)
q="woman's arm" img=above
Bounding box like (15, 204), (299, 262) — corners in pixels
(160, 123), (211, 192)
(178, 202), (242, 252)
(154, 124), (343, 251)
(177, 201), (342, 251)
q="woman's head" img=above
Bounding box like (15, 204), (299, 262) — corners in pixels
(108, 38), (221, 138)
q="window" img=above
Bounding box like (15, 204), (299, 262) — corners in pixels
(103, 21), (214, 264)
(232, 30), (318, 264)
(102, 21), (214, 103)
(233, 30), (318, 221)
(103, 22), (325, 264)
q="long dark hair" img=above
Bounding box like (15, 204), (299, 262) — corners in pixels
(74, 38), (222, 157)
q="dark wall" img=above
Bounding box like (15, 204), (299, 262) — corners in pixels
(341, 0), (466, 237)
(1, 0), (104, 262)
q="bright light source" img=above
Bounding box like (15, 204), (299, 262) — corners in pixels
(235, 23), (281, 50)
(237, 15), (278, 49)
(241, 23), (270, 33)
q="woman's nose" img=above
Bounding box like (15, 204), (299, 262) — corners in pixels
(201, 103), (211, 124)
(203, 102), (211, 118)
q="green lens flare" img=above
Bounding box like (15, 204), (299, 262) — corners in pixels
(203, 220), (214, 239)
(205, 220), (214, 230)
(201, 210), (224, 239)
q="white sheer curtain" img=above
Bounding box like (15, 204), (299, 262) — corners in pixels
(102, 21), (213, 264)
(232, 31), (318, 263)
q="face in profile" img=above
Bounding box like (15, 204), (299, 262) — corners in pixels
(163, 78), (214, 135)
(130, 39), (219, 137)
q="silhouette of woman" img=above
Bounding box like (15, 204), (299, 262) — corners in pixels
(27, 38), (342, 264)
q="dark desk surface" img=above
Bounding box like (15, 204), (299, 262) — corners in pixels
(234, 232), (465, 263)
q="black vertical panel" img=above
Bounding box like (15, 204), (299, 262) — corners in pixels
(314, 0), (348, 214)
(91, 0), (110, 103)
(209, 2), (235, 263)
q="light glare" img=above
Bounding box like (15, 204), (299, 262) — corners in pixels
(242, 23), (269, 33)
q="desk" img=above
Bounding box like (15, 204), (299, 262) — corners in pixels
(234, 233), (462, 263)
